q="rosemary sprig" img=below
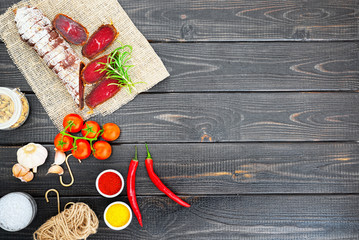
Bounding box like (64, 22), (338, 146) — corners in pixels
(98, 44), (141, 93)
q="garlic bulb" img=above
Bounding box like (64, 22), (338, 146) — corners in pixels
(12, 163), (34, 182)
(17, 143), (48, 173)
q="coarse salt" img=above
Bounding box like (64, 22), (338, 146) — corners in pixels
(0, 192), (36, 231)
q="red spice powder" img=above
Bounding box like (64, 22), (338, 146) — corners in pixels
(98, 172), (122, 195)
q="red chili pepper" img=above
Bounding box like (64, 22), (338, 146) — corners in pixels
(127, 146), (143, 227)
(145, 144), (190, 208)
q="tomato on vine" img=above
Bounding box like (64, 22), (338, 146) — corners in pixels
(63, 114), (84, 133)
(72, 139), (91, 160)
(54, 133), (73, 152)
(93, 141), (112, 160)
(81, 121), (101, 139)
(55, 113), (120, 161)
(102, 123), (120, 141)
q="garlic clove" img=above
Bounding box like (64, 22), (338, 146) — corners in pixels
(20, 171), (34, 182)
(54, 149), (66, 165)
(47, 165), (64, 175)
(12, 163), (30, 178)
(12, 163), (22, 178)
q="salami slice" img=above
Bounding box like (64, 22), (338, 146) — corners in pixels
(53, 14), (88, 45)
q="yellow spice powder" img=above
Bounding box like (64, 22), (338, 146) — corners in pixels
(106, 204), (130, 228)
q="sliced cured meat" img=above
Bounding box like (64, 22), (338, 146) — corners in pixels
(86, 78), (120, 109)
(48, 49), (77, 69)
(27, 26), (53, 45)
(18, 16), (51, 37)
(81, 54), (108, 84)
(53, 14), (88, 45)
(21, 18), (52, 41)
(42, 43), (78, 68)
(34, 34), (63, 57)
(14, 7), (42, 22)
(15, 7), (44, 33)
(33, 31), (61, 56)
(42, 43), (67, 64)
(62, 66), (84, 109)
(78, 63), (85, 109)
(53, 58), (80, 74)
(55, 60), (81, 79)
(57, 67), (77, 80)
(14, 7), (31, 23)
(15, 6), (84, 109)
(82, 24), (118, 59)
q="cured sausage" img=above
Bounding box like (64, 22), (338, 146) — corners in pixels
(14, 7), (84, 109)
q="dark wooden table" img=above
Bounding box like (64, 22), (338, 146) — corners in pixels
(1, 0), (359, 239)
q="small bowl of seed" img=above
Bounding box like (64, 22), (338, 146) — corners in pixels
(0, 87), (29, 130)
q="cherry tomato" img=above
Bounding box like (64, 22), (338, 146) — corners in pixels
(72, 139), (91, 160)
(81, 121), (101, 139)
(54, 133), (73, 152)
(63, 114), (84, 133)
(93, 141), (112, 160)
(102, 123), (120, 141)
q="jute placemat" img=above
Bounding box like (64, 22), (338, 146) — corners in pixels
(0, 0), (169, 130)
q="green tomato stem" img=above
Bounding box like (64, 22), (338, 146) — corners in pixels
(61, 124), (104, 153)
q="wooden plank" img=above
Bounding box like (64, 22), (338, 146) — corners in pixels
(153, 42), (359, 92)
(0, 92), (358, 144)
(1, 195), (359, 239)
(1, 0), (357, 41)
(1, 41), (359, 92)
(1, 143), (359, 197)
(120, 0), (359, 41)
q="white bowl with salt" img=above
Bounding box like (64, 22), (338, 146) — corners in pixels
(0, 192), (37, 231)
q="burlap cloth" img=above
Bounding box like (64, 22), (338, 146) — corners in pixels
(0, 0), (169, 130)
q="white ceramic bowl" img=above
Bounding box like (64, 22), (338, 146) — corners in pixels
(104, 201), (132, 230)
(95, 169), (124, 198)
